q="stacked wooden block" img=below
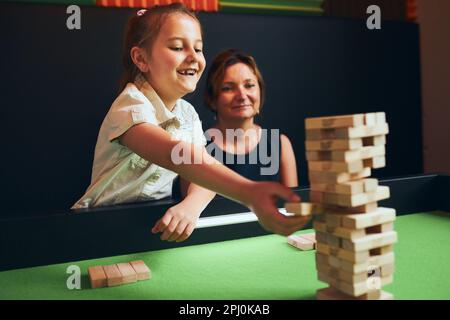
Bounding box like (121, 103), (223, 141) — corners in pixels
(304, 113), (397, 300)
(88, 260), (151, 289)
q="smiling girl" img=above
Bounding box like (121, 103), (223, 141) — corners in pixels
(72, 4), (309, 241)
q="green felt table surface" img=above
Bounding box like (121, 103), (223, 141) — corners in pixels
(1, 211), (449, 300)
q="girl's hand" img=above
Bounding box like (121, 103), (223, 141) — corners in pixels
(151, 201), (201, 242)
(242, 181), (310, 236)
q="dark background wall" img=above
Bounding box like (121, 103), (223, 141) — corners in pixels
(0, 3), (422, 218)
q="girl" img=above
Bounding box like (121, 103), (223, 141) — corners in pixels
(72, 4), (309, 242)
(204, 49), (298, 187)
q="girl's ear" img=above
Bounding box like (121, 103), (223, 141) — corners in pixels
(130, 46), (149, 73)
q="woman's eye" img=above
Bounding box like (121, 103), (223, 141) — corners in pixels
(195, 48), (203, 53)
(245, 84), (256, 89)
(221, 87), (232, 92)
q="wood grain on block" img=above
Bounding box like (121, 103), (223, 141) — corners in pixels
(287, 235), (315, 250)
(305, 138), (363, 151)
(343, 231), (397, 253)
(116, 263), (137, 284)
(316, 242), (331, 255)
(284, 202), (321, 216)
(341, 207), (396, 229)
(306, 123), (389, 140)
(364, 156), (386, 169)
(103, 264), (122, 287)
(305, 114), (365, 129)
(88, 266), (107, 289)
(308, 167), (371, 184)
(316, 287), (393, 300)
(310, 186), (390, 207)
(307, 160), (364, 174)
(324, 213), (342, 227)
(130, 260), (151, 281)
(314, 236), (376, 263)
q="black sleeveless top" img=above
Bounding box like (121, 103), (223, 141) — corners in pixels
(172, 128), (281, 199)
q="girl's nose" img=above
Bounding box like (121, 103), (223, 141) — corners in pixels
(185, 48), (197, 63)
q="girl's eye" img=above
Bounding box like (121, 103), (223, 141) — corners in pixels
(170, 47), (183, 51)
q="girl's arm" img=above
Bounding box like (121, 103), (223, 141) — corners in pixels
(280, 134), (299, 187)
(120, 123), (309, 236)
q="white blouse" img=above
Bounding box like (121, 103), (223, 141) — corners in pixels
(72, 75), (206, 209)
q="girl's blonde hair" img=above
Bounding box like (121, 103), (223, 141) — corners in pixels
(119, 3), (201, 92)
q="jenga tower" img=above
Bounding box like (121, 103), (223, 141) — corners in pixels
(304, 113), (397, 300)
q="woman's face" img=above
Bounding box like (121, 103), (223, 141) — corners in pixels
(145, 13), (205, 105)
(215, 62), (261, 122)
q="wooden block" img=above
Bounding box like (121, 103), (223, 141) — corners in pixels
(363, 135), (386, 147)
(88, 266), (108, 289)
(308, 167), (371, 184)
(329, 252), (395, 274)
(375, 112), (386, 124)
(305, 114), (365, 129)
(315, 231), (328, 244)
(316, 287), (393, 300)
(130, 260), (151, 281)
(364, 156), (386, 169)
(316, 242), (331, 255)
(364, 113), (377, 126)
(310, 186), (389, 208)
(103, 264), (123, 287)
(307, 160), (364, 174)
(305, 138), (363, 151)
(310, 178), (378, 195)
(284, 202), (319, 216)
(287, 235), (315, 251)
(306, 123), (389, 140)
(116, 263), (137, 284)
(343, 231), (397, 252)
(370, 244), (394, 256)
(306, 145), (385, 163)
(298, 232), (316, 244)
(324, 213), (342, 227)
(338, 275), (393, 296)
(341, 207), (396, 229)
(315, 202), (378, 214)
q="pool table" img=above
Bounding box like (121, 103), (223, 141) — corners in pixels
(0, 174), (449, 300)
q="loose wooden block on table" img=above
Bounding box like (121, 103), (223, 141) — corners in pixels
(316, 287), (393, 300)
(116, 262), (137, 284)
(88, 265), (108, 289)
(306, 123), (389, 141)
(103, 264), (123, 287)
(130, 260), (151, 280)
(287, 235), (315, 250)
(310, 186), (390, 207)
(305, 114), (365, 129)
(298, 232), (316, 243)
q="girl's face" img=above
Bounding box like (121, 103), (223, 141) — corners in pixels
(145, 14), (205, 105)
(215, 63), (261, 122)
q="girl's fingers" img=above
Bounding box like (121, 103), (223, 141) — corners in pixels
(152, 211), (174, 234)
(175, 223), (195, 243)
(168, 221), (188, 242)
(160, 218), (180, 241)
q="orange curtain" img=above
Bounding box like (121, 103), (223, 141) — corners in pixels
(96, 0), (219, 12)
